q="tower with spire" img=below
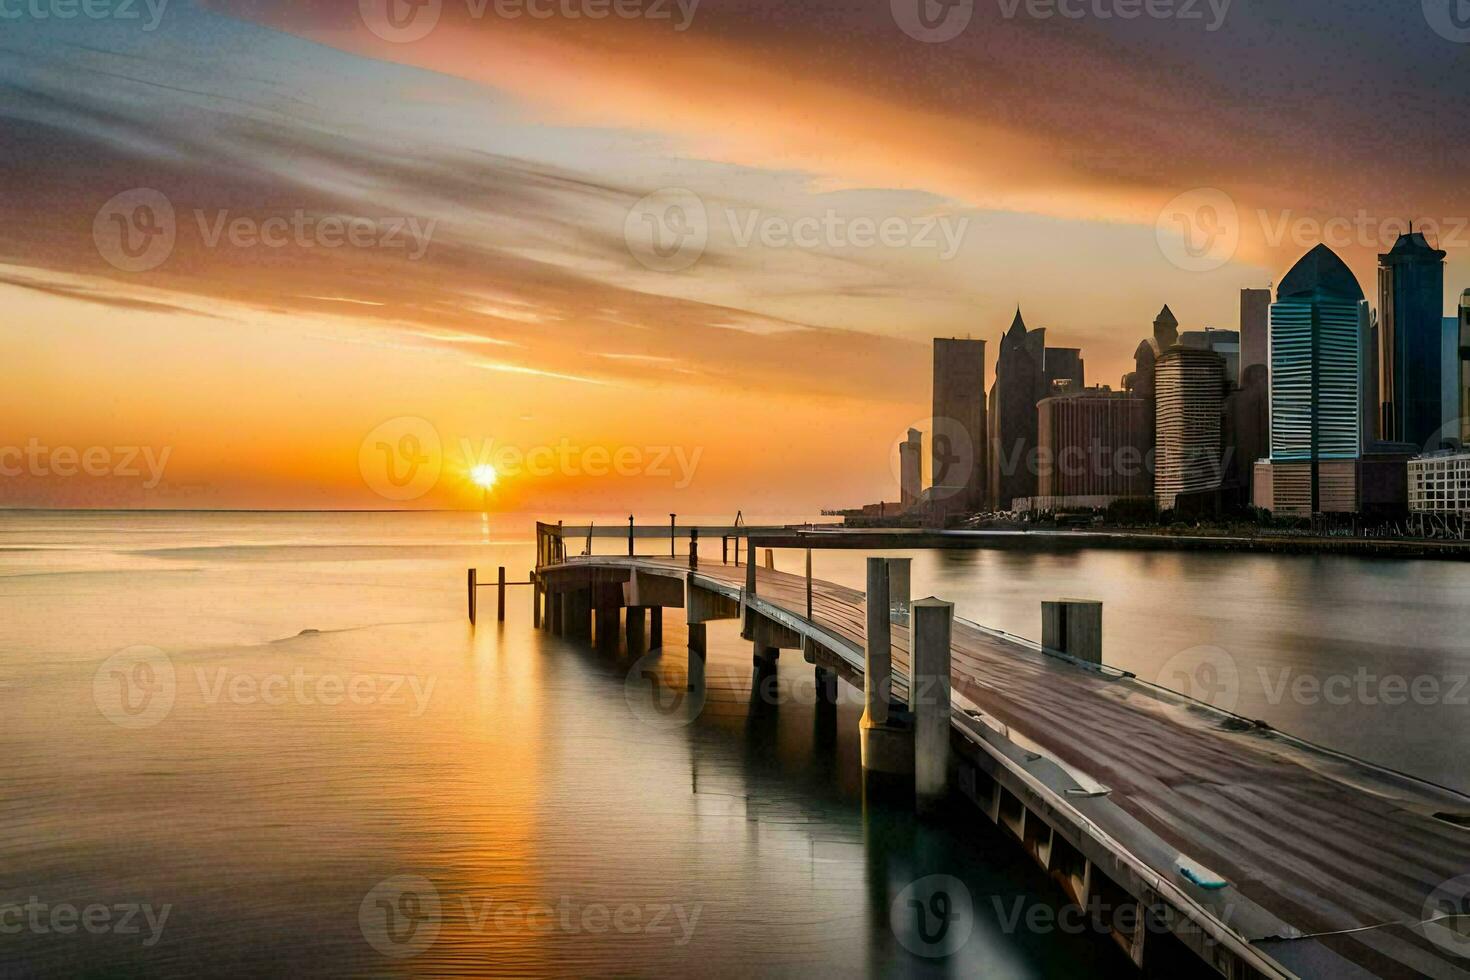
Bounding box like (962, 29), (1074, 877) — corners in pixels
(988, 308), (1046, 509)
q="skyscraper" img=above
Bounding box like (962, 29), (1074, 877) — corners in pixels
(1155, 346), (1225, 510)
(1044, 347), (1085, 393)
(931, 338), (987, 512)
(1379, 231), (1446, 446)
(988, 310), (1044, 509)
(1461, 291), (1470, 448)
(1254, 244), (1368, 515)
(1123, 305), (1178, 496)
(1240, 287), (1270, 379)
(1036, 389), (1150, 503)
(899, 428), (922, 510)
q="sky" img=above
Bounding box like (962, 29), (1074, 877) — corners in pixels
(3, 0), (1470, 511)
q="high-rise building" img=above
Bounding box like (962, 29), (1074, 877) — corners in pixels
(931, 338), (987, 512)
(1379, 231), (1446, 446)
(988, 310), (1045, 509)
(899, 428), (922, 510)
(1155, 346), (1226, 510)
(1044, 347), (1085, 393)
(1254, 244), (1369, 515)
(1036, 388), (1150, 504)
(1122, 304), (1179, 495)
(1181, 328), (1240, 386)
(1223, 363), (1269, 499)
(1445, 316), (1461, 448)
(1461, 291), (1470, 448)
(1240, 287), (1271, 379)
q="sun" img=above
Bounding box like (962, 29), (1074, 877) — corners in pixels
(469, 464), (498, 490)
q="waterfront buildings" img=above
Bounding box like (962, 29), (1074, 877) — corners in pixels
(1033, 388), (1150, 508)
(899, 428), (922, 510)
(931, 338), (987, 512)
(1254, 244), (1369, 515)
(1154, 346), (1226, 510)
(1409, 450), (1470, 514)
(1378, 231), (1447, 446)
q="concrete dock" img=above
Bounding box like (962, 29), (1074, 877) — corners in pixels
(531, 529), (1470, 978)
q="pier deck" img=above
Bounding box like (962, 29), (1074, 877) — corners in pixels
(542, 552), (1470, 979)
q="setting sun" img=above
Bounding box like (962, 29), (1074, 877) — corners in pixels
(470, 464), (498, 490)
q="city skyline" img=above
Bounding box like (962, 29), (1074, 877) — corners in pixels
(6, 2), (1470, 511)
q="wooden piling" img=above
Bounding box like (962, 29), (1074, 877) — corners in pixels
(913, 597), (955, 813)
(497, 566), (507, 622)
(467, 568), (477, 625)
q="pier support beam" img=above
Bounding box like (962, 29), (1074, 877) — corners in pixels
(886, 557), (911, 627)
(815, 665), (838, 707)
(687, 622), (707, 690)
(565, 588), (591, 643)
(649, 607), (663, 649)
(912, 597), (954, 814)
(626, 606), (647, 655)
(864, 557), (892, 723)
(596, 596), (620, 652)
(1042, 599), (1103, 665)
(860, 557), (912, 776)
(752, 643), (780, 709)
(549, 590), (563, 636)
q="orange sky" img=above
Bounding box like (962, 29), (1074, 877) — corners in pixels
(4, 1), (1469, 509)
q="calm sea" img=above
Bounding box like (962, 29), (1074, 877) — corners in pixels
(0, 510), (1128, 977)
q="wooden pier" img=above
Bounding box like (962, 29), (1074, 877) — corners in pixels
(521, 521), (1470, 979)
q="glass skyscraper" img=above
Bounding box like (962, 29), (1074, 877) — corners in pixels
(1269, 244), (1366, 463)
(1378, 231), (1447, 447)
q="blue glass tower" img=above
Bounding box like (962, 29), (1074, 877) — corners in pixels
(1379, 231), (1446, 447)
(1269, 245), (1367, 512)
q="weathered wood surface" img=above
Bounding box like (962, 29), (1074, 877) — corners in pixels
(557, 555), (1470, 979)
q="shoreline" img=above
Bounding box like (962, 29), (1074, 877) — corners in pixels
(788, 525), (1470, 561)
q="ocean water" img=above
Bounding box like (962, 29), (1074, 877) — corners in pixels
(0, 511), (1129, 977)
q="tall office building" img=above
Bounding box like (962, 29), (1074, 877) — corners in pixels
(1044, 347), (1085, 393)
(899, 428), (922, 510)
(1123, 305), (1180, 494)
(1379, 231), (1446, 446)
(988, 310), (1045, 509)
(931, 338), (987, 512)
(1181, 328), (1240, 385)
(1155, 347), (1226, 510)
(1240, 287), (1271, 379)
(1036, 389), (1150, 503)
(1254, 244), (1368, 515)
(1461, 291), (1470, 447)
(1224, 363), (1269, 499)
